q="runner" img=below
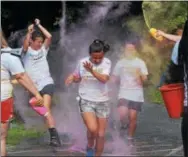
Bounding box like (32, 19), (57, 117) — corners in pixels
(111, 40), (148, 146)
(21, 19), (61, 146)
(178, 19), (188, 157)
(65, 39), (111, 157)
(1, 31), (43, 157)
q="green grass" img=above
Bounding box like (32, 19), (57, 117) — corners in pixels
(145, 86), (164, 104)
(7, 123), (44, 145)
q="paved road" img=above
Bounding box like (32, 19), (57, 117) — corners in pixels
(10, 89), (183, 156)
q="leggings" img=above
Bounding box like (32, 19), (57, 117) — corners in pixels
(181, 107), (188, 157)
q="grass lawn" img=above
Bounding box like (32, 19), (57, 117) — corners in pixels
(145, 86), (164, 104)
(7, 122), (44, 145)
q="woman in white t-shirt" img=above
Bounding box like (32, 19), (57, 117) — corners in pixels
(65, 39), (111, 157)
(1, 31), (43, 157)
(112, 40), (148, 146)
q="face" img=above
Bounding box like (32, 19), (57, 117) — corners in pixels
(30, 37), (44, 50)
(124, 43), (137, 58)
(90, 52), (104, 65)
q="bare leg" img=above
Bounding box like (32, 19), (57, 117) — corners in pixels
(95, 118), (108, 156)
(82, 112), (98, 148)
(1, 122), (9, 156)
(128, 109), (138, 138)
(43, 94), (61, 146)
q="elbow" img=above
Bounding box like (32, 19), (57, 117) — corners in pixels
(47, 35), (52, 40)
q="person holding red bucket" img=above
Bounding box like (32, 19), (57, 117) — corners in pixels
(156, 25), (184, 87)
(158, 19), (188, 157)
(178, 19), (188, 157)
(1, 31), (43, 157)
(156, 28), (184, 119)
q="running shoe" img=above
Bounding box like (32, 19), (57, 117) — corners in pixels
(86, 147), (95, 157)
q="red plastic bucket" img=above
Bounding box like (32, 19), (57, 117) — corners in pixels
(159, 83), (184, 119)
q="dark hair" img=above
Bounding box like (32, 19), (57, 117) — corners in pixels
(89, 39), (110, 54)
(178, 19), (188, 65)
(31, 31), (44, 41)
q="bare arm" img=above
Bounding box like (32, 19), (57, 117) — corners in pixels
(157, 30), (181, 42)
(91, 70), (109, 83)
(35, 19), (52, 49)
(0, 31), (8, 48)
(14, 72), (43, 103)
(65, 73), (81, 86)
(23, 24), (34, 52)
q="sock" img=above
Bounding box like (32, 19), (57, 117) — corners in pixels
(49, 128), (57, 138)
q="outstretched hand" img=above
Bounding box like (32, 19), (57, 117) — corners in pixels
(156, 30), (165, 37)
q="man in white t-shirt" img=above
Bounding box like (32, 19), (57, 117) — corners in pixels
(21, 19), (61, 147)
(112, 41), (148, 146)
(1, 31), (43, 157)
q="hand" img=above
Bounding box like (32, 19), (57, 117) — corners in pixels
(28, 24), (34, 33)
(134, 68), (142, 78)
(156, 30), (165, 37)
(35, 93), (43, 106)
(65, 74), (74, 86)
(83, 61), (93, 73)
(35, 18), (40, 26)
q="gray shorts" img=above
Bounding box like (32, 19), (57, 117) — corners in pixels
(79, 99), (110, 118)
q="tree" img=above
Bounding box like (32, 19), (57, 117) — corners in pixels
(142, 1), (188, 32)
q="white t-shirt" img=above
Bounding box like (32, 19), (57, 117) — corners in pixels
(22, 45), (54, 91)
(75, 57), (111, 102)
(1, 47), (25, 101)
(113, 57), (148, 102)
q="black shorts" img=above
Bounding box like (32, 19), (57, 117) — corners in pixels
(117, 98), (143, 112)
(39, 84), (55, 97)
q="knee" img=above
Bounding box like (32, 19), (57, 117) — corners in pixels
(97, 131), (105, 138)
(88, 126), (98, 136)
(1, 128), (7, 140)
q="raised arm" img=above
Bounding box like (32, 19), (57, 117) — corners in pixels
(35, 19), (52, 49)
(23, 24), (34, 52)
(0, 31), (8, 48)
(157, 30), (181, 42)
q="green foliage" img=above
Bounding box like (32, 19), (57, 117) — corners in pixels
(142, 1), (188, 32)
(7, 123), (44, 145)
(145, 87), (164, 104)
